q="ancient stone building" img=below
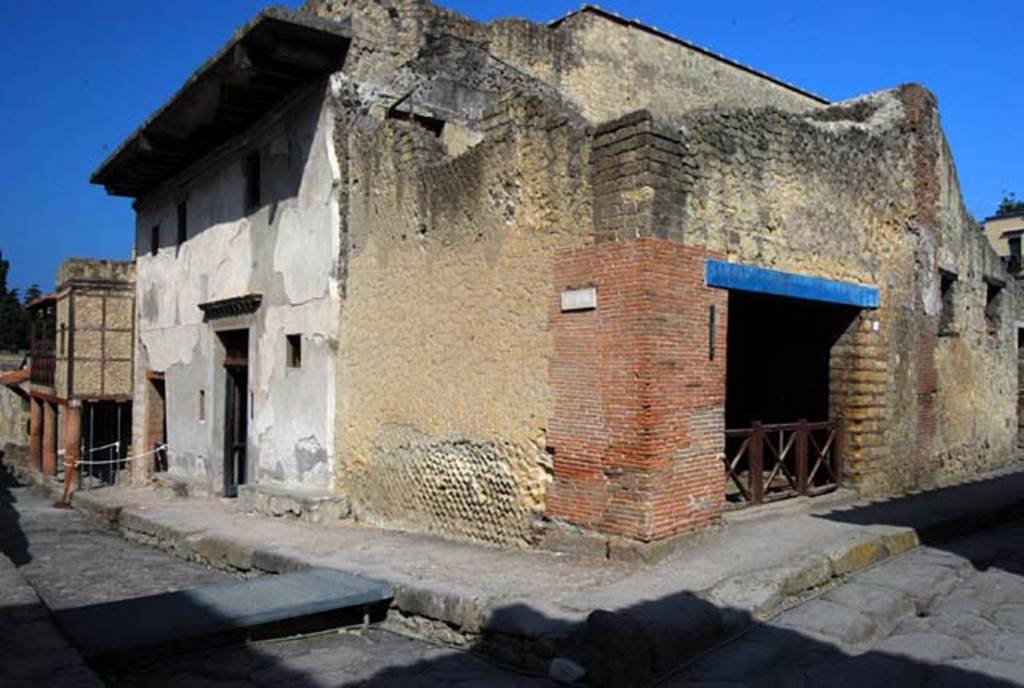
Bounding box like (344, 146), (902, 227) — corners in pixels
(984, 209), (1024, 274)
(91, 2), (1017, 553)
(21, 259), (135, 484)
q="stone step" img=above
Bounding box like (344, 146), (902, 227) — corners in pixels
(54, 567), (393, 666)
(151, 474), (212, 500)
(238, 483), (350, 524)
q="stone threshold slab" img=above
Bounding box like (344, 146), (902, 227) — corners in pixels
(54, 567), (393, 661)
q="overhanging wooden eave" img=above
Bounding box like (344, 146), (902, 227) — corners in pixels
(90, 7), (351, 199)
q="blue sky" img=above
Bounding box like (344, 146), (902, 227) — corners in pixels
(0, 1), (1020, 294)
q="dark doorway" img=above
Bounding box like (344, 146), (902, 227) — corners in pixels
(146, 375), (167, 473)
(83, 401), (133, 485)
(218, 329), (249, 498)
(724, 290), (859, 506)
(726, 290), (859, 428)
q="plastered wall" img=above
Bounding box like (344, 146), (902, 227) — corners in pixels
(131, 86), (343, 493)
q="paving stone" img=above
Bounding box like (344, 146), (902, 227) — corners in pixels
(968, 632), (1024, 664)
(896, 547), (972, 573)
(772, 599), (876, 647)
(854, 563), (959, 610)
(2, 478), (550, 688)
(990, 605), (1024, 634)
(897, 611), (1001, 638)
(824, 582), (914, 635)
(965, 568), (1024, 606)
(623, 593), (723, 674)
(676, 520), (1024, 688)
(872, 632), (971, 663)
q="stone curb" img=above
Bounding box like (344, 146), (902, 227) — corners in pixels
(22, 469), (1024, 683)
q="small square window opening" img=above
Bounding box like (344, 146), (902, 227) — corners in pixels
(244, 152), (261, 211)
(938, 271), (957, 335)
(177, 201), (188, 248)
(986, 281), (1004, 335)
(286, 334), (302, 369)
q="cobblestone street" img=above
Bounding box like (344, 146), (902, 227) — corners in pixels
(674, 519), (1024, 687)
(0, 471), (552, 687)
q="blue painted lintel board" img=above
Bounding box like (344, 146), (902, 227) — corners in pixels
(705, 260), (879, 309)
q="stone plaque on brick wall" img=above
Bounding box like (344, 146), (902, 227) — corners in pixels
(561, 287), (597, 312)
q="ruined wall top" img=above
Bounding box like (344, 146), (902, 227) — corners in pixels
(304, 0), (826, 124)
(56, 258), (135, 291)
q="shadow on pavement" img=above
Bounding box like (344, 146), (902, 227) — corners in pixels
(0, 455), (30, 566)
(349, 588), (1020, 687)
(818, 470), (1024, 547)
(355, 473), (1024, 687)
(0, 458), (352, 688)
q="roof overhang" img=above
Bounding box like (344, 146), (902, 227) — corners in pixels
(0, 367), (30, 394)
(91, 7), (351, 199)
(26, 294), (58, 311)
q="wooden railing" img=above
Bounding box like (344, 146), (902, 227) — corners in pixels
(724, 419), (843, 507)
(30, 352), (55, 386)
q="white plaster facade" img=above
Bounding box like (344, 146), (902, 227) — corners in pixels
(131, 86), (342, 493)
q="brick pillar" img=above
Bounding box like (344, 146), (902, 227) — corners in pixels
(42, 401), (57, 477)
(548, 241), (727, 542)
(546, 111), (725, 543)
(28, 397), (43, 473)
(64, 402), (82, 490)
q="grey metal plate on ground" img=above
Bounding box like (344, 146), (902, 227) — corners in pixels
(54, 567), (394, 658)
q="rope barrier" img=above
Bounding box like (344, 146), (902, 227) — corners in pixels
(84, 440), (121, 455)
(63, 444), (168, 469)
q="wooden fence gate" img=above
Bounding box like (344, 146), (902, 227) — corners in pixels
(723, 419), (844, 507)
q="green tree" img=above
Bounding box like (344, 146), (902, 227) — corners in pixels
(23, 284), (41, 305)
(0, 252), (30, 351)
(996, 193), (1024, 217)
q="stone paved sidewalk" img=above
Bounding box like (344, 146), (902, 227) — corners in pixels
(17, 459), (1024, 683)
